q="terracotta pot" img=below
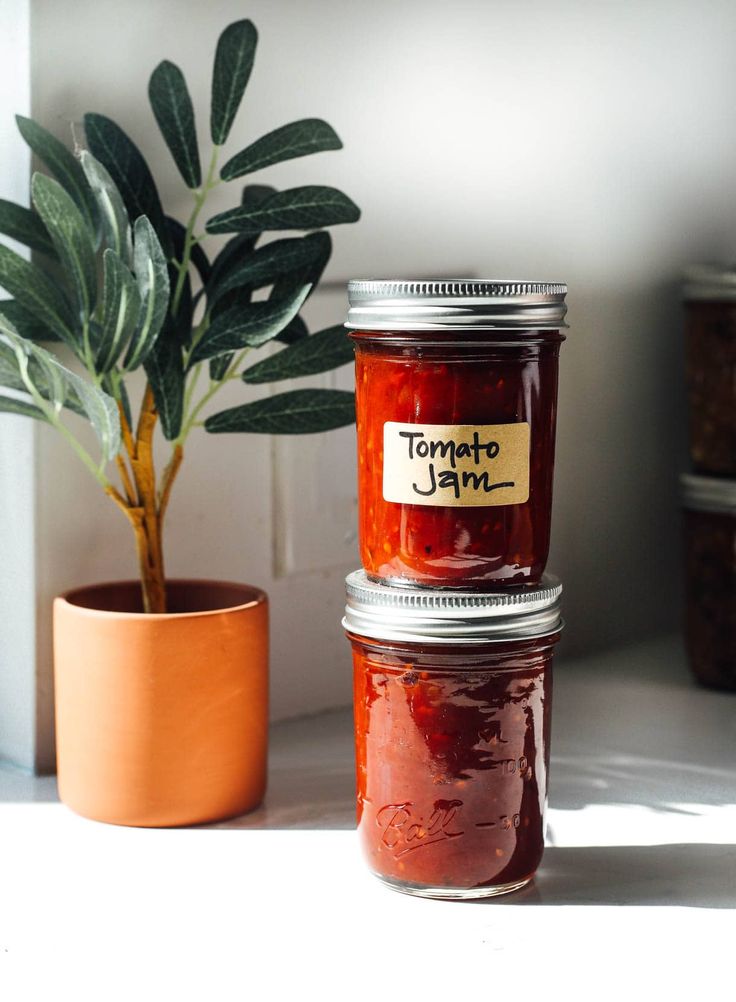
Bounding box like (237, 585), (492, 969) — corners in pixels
(53, 579), (268, 827)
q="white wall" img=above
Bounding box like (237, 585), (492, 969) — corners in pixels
(24, 0), (736, 752)
(0, 0), (37, 770)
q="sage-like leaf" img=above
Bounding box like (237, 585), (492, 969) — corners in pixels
(209, 354), (233, 382)
(0, 394), (48, 421)
(213, 232), (331, 301)
(31, 173), (98, 317)
(0, 331), (83, 415)
(221, 119), (342, 181)
(242, 325), (353, 384)
(79, 151), (132, 263)
(189, 283), (309, 364)
(166, 217), (211, 284)
(275, 314), (309, 345)
(149, 61), (202, 189)
(144, 331), (184, 440)
(210, 19), (258, 145)
(96, 250), (141, 372)
(207, 185), (360, 235)
(0, 316), (120, 459)
(0, 299), (58, 342)
(0, 199), (56, 257)
(123, 217), (170, 370)
(269, 231), (331, 303)
(16, 115), (99, 235)
(206, 388), (355, 435)
(84, 113), (171, 253)
(0, 244), (77, 346)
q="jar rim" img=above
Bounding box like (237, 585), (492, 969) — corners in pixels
(343, 570), (563, 644)
(681, 472), (736, 515)
(345, 279), (568, 331)
(683, 263), (736, 302)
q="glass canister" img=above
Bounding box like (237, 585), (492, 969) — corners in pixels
(346, 280), (568, 589)
(681, 473), (736, 690)
(683, 266), (736, 476)
(343, 570), (562, 899)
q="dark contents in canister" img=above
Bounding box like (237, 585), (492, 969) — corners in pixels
(683, 508), (736, 690)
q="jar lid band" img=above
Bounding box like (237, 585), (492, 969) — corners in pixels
(683, 264), (736, 302)
(681, 473), (736, 515)
(343, 570), (563, 644)
(345, 279), (568, 331)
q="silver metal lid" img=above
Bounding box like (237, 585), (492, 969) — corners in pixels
(683, 264), (736, 302)
(345, 279), (568, 331)
(343, 569), (563, 645)
(681, 473), (736, 515)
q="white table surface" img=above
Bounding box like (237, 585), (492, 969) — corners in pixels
(1, 634), (734, 1000)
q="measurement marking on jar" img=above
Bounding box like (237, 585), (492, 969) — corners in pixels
(377, 800), (465, 858)
(476, 813), (522, 831)
(498, 756), (533, 779)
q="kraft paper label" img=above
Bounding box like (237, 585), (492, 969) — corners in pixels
(382, 422), (530, 507)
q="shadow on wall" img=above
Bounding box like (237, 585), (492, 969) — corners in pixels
(550, 280), (687, 659)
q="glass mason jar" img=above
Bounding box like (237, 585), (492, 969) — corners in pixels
(343, 570), (563, 900)
(681, 473), (736, 690)
(346, 280), (568, 589)
(683, 266), (736, 476)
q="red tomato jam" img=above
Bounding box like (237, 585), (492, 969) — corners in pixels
(352, 333), (563, 587)
(343, 570), (562, 900)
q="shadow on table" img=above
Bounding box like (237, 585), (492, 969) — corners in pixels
(507, 843), (736, 908)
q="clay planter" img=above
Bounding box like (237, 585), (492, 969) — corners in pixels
(53, 579), (268, 827)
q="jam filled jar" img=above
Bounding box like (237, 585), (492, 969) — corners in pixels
(681, 473), (736, 690)
(683, 265), (736, 476)
(347, 279), (568, 589)
(343, 570), (562, 899)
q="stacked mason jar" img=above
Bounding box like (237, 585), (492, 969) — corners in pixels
(341, 280), (568, 899)
(681, 267), (736, 691)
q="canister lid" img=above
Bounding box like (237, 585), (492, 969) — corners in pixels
(682, 264), (736, 302)
(345, 279), (568, 330)
(342, 570), (563, 645)
(680, 472), (736, 515)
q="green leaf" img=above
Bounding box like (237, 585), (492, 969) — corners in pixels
(123, 217), (170, 370)
(79, 151), (132, 263)
(0, 314), (120, 459)
(212, 232), (331, 302)
(210, 20), (258, 145)
(0, 394), (48, 421)
(0, 335), (83, 415)
(0, 199), (56, 257)
(0, 299), (58, 342)
(209, 353), (233, 382)
(207, 186), (360, 235)
(96, 250), (141, 372)
(31, 173), (98, 317)
(206, 388), (355, 435)
(83, 113), (170, 254)
(144, 330), (184, 440)
(221, 119), (342, 181)
(189, 283), (310, 365)
(0, 244), (77, 346)
(16, 115), (99, 235)
(269, 231), (331, 304)
(166, 217), (211, 284)
(275, 314), (309, 345)
(242, 325), (353, 384)
(149, 60), (202, 189)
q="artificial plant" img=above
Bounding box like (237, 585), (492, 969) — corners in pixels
(0, 19), (360, 613)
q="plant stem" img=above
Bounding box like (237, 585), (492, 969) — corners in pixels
(171, 145), (221, 317)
